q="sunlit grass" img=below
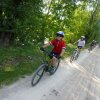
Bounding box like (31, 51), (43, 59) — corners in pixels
(0, 46), (41, 87)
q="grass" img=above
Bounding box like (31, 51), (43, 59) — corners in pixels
(0, 46), (42, 87)
(0, 44), (76, 87)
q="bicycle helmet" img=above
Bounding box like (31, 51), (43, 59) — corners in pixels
(92, 40), (95, 42)
(57, 31), (64, 37)
(81, 36), (85, 39)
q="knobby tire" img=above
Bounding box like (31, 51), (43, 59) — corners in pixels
(31, 64), (46, 86)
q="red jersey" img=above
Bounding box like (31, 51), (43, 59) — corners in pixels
(50, 39), (66, 54)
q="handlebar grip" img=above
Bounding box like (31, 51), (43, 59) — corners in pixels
(40, 47), (45, 51)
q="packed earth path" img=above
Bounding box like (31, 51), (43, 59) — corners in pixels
(0, 46), (100, 100)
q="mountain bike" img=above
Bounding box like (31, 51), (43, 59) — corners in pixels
(31, 49), (60, 86)
(88, 42), (97, 52)
(88, 45), (94, 52)
(70, 48), (80, 62)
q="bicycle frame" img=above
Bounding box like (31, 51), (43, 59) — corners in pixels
(41, 50), (61, 74)
(40, 50), (59, 68)
(70, 48), (80, 62)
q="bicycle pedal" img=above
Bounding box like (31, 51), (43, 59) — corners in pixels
(49, 66), (55, 75)
(44, 67), (49, 72)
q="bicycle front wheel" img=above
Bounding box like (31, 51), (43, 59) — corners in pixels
(75, 53), (79, 60)
(70, 55), (74, 62)
(88, 46), (92, 52)
(70, 51), (76, 62)
(31, 64), (46, 86)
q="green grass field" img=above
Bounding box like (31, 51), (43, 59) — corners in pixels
(0, 46), (42, 87)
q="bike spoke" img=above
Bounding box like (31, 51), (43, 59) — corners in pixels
(37, 73), (42, 76)
(31, 65), (45, 86)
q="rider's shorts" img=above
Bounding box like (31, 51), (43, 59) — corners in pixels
(49, 52), (60, 59)
(77, 46), (83, 49)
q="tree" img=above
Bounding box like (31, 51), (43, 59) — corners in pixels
(0, 0), (44, 46)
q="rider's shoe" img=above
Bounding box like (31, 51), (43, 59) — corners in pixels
(49, 66), (55, 75)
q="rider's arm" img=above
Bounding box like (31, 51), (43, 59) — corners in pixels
(60, 41), (66, 57)
(74, 40), (79, 44)
(74, 41), (77, 44)
(42, 43), (51, 48)
(60, 39), (66, 57)
(41, 39), (54, 49)
(43, 39), (55, 48)
(60, 48), (65, 57)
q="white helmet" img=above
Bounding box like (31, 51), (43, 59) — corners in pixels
(57, 31), (64, 37)
(81, 36), (85, 39)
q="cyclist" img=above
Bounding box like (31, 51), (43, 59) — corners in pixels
(90, 40), (96, 47)
(88, 40), (95, 52)
(40, 31), (66, 73)
(94, 40), (97, 46)
(74, 36), (86, 53)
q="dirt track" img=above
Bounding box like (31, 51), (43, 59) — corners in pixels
(0, 46), (100, 100)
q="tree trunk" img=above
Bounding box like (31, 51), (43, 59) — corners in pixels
(0, 32), (13, 47)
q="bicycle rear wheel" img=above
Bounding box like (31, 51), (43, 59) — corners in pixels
(31, 64), (45, 86)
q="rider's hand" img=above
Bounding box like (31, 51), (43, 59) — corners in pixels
(40, 47), (45, 51)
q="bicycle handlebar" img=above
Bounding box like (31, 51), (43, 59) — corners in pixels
(40, 48), (50, 56)
(40, 48), (60, 59)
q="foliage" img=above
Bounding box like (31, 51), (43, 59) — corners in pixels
(0, 0), (99, 45)
(90, 0), (100, 42)
(14, 0), (44, 45)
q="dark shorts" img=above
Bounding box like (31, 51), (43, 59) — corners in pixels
(49, 52), (60, 59)
(77, 46), (83, 49)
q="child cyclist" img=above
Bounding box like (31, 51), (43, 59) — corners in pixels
(75, 36), (86, 52)
(40, 31), (66, 73)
